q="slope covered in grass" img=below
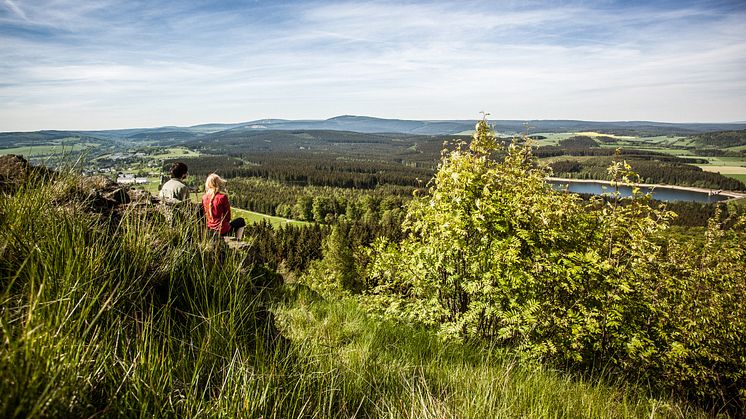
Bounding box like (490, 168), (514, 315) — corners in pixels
(0, 169), (709, 417)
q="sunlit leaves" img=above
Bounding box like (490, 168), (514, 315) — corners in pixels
(365, 118), (746, 410)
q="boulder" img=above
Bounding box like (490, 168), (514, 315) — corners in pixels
(0, 154), (54, 192)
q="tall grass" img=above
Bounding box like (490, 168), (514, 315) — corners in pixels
(274, 287), (706, 418)
(0, 173), (706, 417)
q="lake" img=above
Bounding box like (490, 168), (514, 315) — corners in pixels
(548, 179), (730, 203)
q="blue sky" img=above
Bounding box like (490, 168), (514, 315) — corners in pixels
(0, 0), (744, 130)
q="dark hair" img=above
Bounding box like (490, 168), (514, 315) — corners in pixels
(169, 162), (188, 179)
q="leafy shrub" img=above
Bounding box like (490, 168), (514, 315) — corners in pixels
(365, 119), (746, 412)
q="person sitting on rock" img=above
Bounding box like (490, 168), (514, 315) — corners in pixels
(159, 162), (191, 203)
(202, 173), (245, 240)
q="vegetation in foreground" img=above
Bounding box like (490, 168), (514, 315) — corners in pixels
(0, 164), (712, 416)
(357, 121), (746, 414)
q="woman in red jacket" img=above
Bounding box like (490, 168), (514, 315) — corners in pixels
(202, 173), (246, 240)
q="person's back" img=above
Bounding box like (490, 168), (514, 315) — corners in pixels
(160, 178), (189, 203)
(159, 162), (190, 203)
(202, 173), (245, 240)
(202, 191), (231, 234)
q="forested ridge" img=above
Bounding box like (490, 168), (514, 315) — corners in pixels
(689, 129), (746, 148)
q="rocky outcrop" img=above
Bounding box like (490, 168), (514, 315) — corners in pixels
(0, 154), (54, 192)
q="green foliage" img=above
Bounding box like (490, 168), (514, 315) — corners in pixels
(558, 136), (600, 148)
(0, 171), (703, 417)
(274, 288), (700, 418)
(365, 119), (746, 412)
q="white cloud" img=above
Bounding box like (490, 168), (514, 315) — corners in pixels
(0, 0), (744, 130)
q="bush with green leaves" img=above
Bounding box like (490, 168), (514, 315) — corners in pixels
(365, 119), (745, 412)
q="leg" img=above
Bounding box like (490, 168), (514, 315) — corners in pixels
(229, 218), (246, 240)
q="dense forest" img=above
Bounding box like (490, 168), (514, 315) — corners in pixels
(549, 156), (746, 190)
(689, 129), (746, 148)
(171, 153), (433, 188)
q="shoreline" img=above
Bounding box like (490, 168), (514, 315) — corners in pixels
(546, 177), (746, 200)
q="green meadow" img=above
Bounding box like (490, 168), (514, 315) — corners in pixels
(0, 142), (99, 157)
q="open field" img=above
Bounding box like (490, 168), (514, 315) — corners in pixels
(232, 207), (311, 227)
(698, 165), (746, 174)
(698, 157), (746, 167)
(574, 131), (635, 139)
(0, 142), (99, 156)
(148, 147), (200, 159)
(528, 132), (573, 146)
(129, 177), (162, 195)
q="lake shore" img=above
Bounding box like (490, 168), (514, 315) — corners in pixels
(546, 177), (746, 200)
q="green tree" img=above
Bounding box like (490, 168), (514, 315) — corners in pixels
(365, 117), (746, 410)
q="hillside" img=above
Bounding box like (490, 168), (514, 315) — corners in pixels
(3, 116), (746, 145)
(0, 154), (722, 417)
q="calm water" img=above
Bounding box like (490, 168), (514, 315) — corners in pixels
(548, 180), (729, 203)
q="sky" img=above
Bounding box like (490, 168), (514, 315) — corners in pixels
(0, 0), (745, 131)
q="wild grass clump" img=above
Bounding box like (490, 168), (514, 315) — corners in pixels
(0, 172), (275, 417)
(273, 284), (703, 418)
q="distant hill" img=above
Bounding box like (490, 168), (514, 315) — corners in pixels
(125, 130), (199, 141)
(3, 116), (746, 147)
(687, 130), (746, 148)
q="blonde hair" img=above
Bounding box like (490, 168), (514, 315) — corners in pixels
(205, 173), (226, 196)
(204, 173), (227, 221)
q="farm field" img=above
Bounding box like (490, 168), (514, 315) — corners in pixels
(527, 132), (573, 145)
(0, 142), (99, 157)
(148, 147), (200, 159)
(698, 165), (746, 174)
(697, 157), (746, 167)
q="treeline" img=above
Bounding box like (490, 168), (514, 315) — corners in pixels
(664, 200), (742, 227)
(550, 157), (746, 190)
(569, 192), (742, 227)
(226, 177), (412, 223)
(558, 136), (599, 148)
(180, 129), (455, 165)
(689, 129), (746, 148)
(245, 222), (328, 273)
(692, 148), (745, 157)
(536, 146), (706, 163)
(243, 199), (408, 278)
(171, 158), (737, 227)
(166, 154), (434, 188)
